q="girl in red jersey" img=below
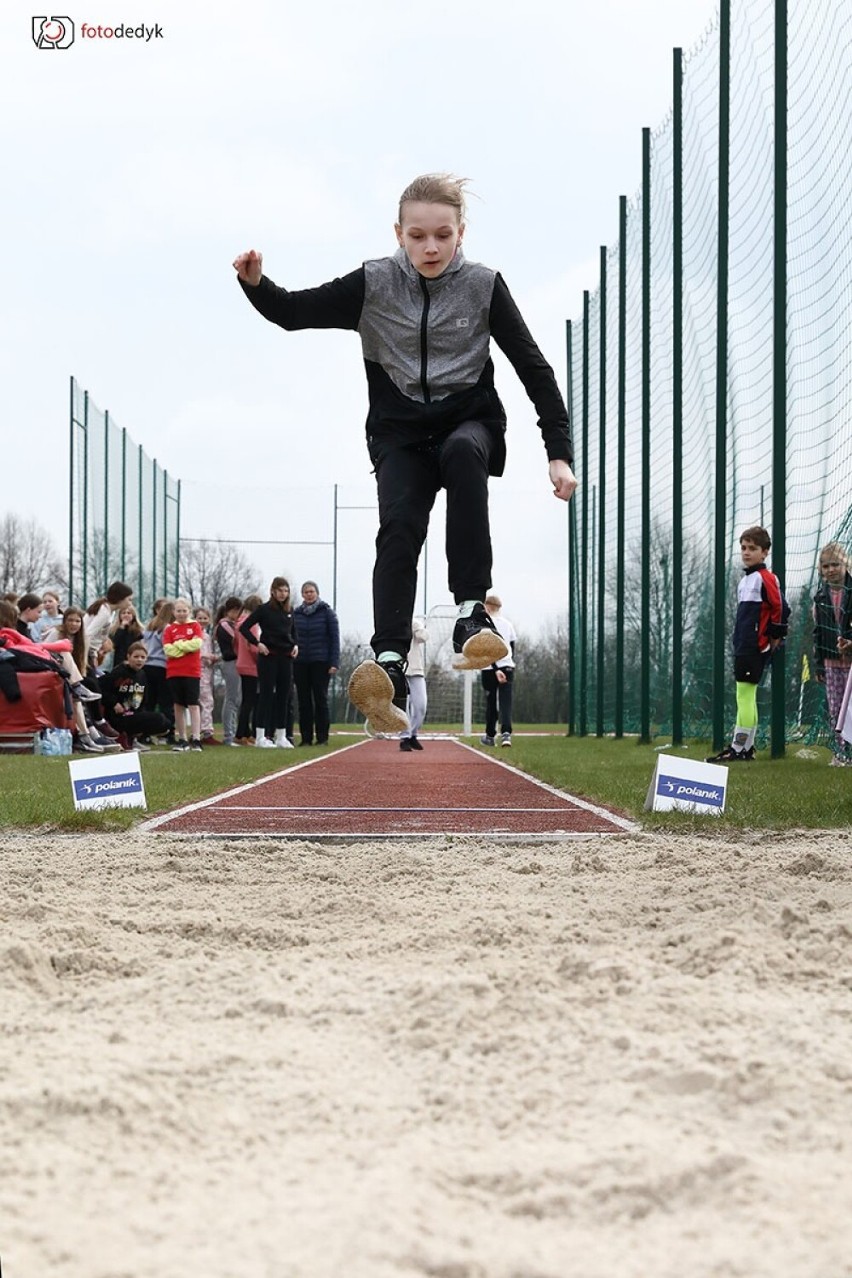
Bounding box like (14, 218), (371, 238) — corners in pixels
(163, 598), (204, 752)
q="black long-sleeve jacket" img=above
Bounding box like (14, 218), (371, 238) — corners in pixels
(240, 602), (296, 656)
(239, 249), (573, 476)
(812, 572), (852, 674)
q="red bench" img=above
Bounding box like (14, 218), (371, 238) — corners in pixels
(0, 672), (74, 754)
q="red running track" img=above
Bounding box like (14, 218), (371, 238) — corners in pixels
(141, 738), (637, 840)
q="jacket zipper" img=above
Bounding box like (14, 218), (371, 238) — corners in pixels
(419, 277), (431, 403)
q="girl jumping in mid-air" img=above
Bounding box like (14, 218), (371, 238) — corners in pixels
(234, 173), (576, 734)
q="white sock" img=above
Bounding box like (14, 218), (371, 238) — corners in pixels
(731, 727), (755, 752)
(457, 600), (481, 618)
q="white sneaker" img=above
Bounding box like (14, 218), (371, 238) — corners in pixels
(501, 732), (512, 748)
(255, 734), (275, 749)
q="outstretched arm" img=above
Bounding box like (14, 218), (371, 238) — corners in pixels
(232, 251), (365, 331)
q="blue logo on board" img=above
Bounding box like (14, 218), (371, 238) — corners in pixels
(656, 773), (724, 808)
(73, 771), (143, 802)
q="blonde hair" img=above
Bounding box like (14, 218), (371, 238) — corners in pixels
(109, 602), (142, 637)
(398, 173), (469, 226)
(819, 542), (850, 570)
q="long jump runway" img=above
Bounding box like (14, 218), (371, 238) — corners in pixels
(141, 738), (637, 840)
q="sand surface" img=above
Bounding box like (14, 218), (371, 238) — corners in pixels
(2, 827), (852, 1278)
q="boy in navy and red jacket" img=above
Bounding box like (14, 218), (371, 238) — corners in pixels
(707, 525), (790, 763)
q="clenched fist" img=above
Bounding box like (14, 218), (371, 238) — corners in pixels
(233, 249), (263, 286)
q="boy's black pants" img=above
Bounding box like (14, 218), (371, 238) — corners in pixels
(107, 709), (169, 739)
(481, 667), (514, 736)
(371, 420), (494, 658)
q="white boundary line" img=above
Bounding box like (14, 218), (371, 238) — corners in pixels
(140, 737), (639, 837)
(453, 739), (640, 832)
(214, 806), (585, 812)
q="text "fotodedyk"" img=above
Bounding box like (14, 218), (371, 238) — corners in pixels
(80, 23), (164, 40)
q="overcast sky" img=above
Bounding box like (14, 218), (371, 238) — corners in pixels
(2, 0), (716, 638)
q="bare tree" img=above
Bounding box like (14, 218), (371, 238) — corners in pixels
(178, 538), (262, 611)
(0, 513), (65, 595)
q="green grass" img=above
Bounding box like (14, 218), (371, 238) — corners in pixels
(1, 728), (849, 832)
(492, 733), (852, 831)
(0, 739), (350, 832)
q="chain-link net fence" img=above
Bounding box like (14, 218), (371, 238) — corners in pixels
(568, 0), (852, 750)
(69, 377), (180, 614)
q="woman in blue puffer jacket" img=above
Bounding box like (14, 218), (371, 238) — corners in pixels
(292, 582), (340, 746)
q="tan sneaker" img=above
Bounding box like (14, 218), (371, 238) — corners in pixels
(348, 660), (409, 734)
(451, 604), (509, 670)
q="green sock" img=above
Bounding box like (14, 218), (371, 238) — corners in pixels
(376, 651), (403, 664)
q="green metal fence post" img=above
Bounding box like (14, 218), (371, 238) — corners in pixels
(103, 410), (110, 589)
(82, 390), (89, 608)
(672, 47), (684, 746)
(120, 427), (127, 581)
(597, 246), (607, 736)
(163, 468), (169, 596)
(713, 0), (731, 753)
(640, 127), (652, 744)
(68, 377), (75, 604)
(137, 444), (144, 611)
(175, 478), (181, 596)
(567, 320), (577, 736)
(152, 458), (158, 604)
(333, 483), (339, 611)
(771, 0), (788, 758)
(616, 196), (627, 738)
(580, 290), (590, 736)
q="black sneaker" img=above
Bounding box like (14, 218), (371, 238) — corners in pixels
(189, 738), (203, 752)
(705, 746), (755, 763)
(399, 737), (414, 752)
(172, 740), (190, 752)
(408, 736), (424, 751)
(379, 659), (408, 713)
(452, 604), (509, 670)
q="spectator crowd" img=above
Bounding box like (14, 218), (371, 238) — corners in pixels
(0, 579), (340, 755)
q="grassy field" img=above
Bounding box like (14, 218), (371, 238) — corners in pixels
(1, 727), (850, 832)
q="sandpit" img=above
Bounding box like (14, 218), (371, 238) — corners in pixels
(2, 828), (851, 1278)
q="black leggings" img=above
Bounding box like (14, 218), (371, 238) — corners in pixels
(294, 661), (331, 744)
(143, 665), (174, 729)
(236, 674), (257, 738)
(371, 420), (494, 657)
(256, 652), (293, 737)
